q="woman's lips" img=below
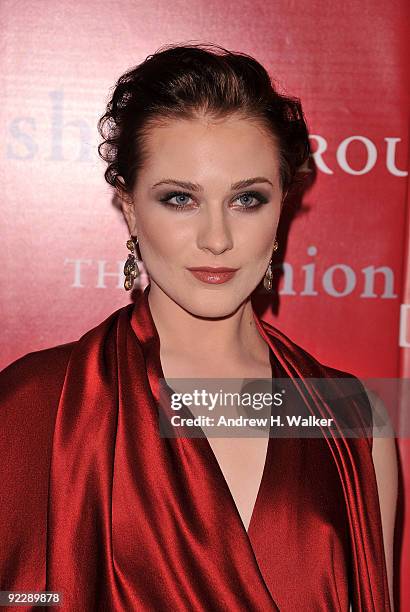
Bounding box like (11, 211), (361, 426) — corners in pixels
(187, 267), (238, 284)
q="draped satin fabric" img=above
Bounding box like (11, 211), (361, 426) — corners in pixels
(0, 284), (391, 611)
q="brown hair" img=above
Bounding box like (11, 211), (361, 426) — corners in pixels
(98, 42), (311, 199)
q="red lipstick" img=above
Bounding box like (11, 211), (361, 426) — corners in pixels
(187, 266), (239, 284)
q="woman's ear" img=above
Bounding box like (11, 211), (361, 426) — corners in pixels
(116, 181), (137, 235)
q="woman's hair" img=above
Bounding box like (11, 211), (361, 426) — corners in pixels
(97, 42), (311, 199)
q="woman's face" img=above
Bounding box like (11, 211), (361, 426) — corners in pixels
(121, 114), (283, 318)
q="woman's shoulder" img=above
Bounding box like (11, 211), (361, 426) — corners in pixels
(260, 317), (356, 377)
(0, 341), (78, 442)
(260, 318), (374, 440)
(0, 301), (136, 417)
(0, 341), (77, 403)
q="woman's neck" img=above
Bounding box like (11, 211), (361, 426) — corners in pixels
(147, 283), (270, 377)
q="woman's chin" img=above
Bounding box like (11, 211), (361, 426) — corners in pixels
(179, 292), (248, 320)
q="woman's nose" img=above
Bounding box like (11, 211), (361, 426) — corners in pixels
(196, 205), (234, 255)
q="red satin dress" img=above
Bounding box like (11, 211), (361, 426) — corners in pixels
(0, 285), (391, 611)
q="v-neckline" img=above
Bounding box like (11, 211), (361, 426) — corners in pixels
(129, 285), (277, 541)
(161, 354), (276, 537)
(202, 378), (274, 537)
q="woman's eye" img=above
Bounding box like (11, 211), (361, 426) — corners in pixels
(159, 192), (195, 210)
(159, 190), (268, 212)
(234, 191), (268, 210)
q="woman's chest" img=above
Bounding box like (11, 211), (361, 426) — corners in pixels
(206, 435), (270, 532)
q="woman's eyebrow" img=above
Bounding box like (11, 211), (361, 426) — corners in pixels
(151, 177), (273, 191)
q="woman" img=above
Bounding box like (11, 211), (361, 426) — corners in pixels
(0, 43), (397, 611)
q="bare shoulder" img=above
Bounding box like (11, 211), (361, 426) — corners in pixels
(362, 384), (398, 611)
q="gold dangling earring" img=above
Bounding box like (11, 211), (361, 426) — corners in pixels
(263, 239), (278, 292)
(123, 235), (140, 291)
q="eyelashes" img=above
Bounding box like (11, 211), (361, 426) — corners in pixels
(158, 190), (269, 212)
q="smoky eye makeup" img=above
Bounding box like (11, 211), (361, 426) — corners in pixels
(157, 189), (271, 212)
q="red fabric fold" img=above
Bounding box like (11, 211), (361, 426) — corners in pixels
(0, 284), (391, 611)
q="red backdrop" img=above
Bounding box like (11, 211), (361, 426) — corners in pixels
(1, 0), (409, 608)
